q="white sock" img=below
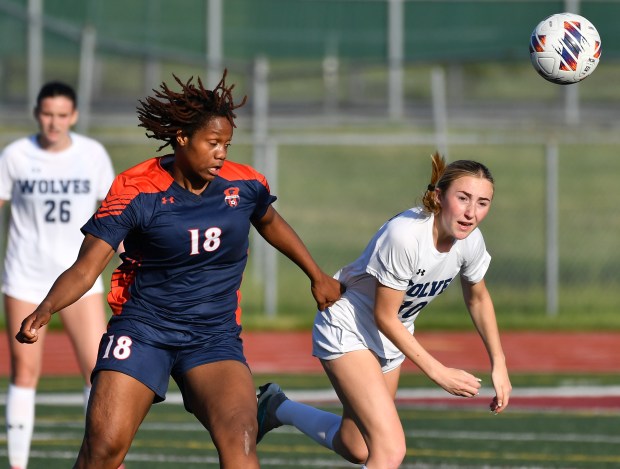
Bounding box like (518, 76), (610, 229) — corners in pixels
(276, 399), (341, 450)
(83, 385), (91, 414)
(6, 384), (36, 469)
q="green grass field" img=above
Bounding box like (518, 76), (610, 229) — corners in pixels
(1, 374), (619, 468)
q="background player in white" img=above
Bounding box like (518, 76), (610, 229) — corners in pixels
(257, 153), (512, 469)
(0, 81), (115, 469)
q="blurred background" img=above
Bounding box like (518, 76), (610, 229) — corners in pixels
(1, 0), (619, 331)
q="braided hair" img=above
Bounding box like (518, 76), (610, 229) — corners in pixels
(136, 69), (247, 152)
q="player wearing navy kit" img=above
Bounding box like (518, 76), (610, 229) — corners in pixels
(16, 71), (342, 469)
(88, 155), (277, 398)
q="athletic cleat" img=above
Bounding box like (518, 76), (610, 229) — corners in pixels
(256, 382), (288, 443)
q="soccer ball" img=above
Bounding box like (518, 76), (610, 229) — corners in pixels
(529, 12), (601, 85)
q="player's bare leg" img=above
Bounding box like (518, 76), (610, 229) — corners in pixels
(5, 296), (49, 469)
(58, 293), (107, 386)
(5, 296), (48, 386)
(60, 294), (127, 468)
(74, 370), (153, 469)
(322, 350), (405, 469)
(182, 360), (260, 468)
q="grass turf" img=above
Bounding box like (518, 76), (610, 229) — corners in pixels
(2, 372), (619, 469)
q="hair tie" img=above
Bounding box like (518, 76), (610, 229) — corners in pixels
(427, 184), (435, 192)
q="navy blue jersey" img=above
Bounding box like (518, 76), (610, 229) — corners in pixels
(82, 155), (276, 339)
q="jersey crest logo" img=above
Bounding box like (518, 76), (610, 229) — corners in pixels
(224, 187), (240, 207)
(161, 196), (175, 204)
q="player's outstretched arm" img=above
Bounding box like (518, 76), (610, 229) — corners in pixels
(373, 282), (483, 398)
(461, 278), (512, 413)
(16, 234), (116, 344)
(252, 206), (342, 310)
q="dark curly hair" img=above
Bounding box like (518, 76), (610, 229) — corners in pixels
(136, 69), (247, 152)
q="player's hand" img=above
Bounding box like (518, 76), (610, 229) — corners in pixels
(311, 273), (344, 311)
(490, 363), (512, 414)
(15, 309), (52, 344)
(433, 366), (482, 398)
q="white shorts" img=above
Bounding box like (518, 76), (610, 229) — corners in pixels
(312, 308), (406, 373)
(2, 276), (104, 305)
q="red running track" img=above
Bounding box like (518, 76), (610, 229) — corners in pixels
(0, 330), (618, 376)
(244, 330), (620, 374)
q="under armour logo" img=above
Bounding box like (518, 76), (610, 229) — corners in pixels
(416, 269), (426, 276)
(162, 196), (175, 204)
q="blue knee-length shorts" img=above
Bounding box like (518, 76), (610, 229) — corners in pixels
(91, 317), (248, 406)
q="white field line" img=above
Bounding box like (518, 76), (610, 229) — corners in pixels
(0, 385), (617, 406)
(16, 421), (620, 446)
(0, 448), (381, 468)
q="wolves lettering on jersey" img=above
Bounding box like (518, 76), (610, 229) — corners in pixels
(406, 278), (452, 298)
(15, 179), (91, 195)
(82, 156), (275, 337)
(398, 277), (454, 320)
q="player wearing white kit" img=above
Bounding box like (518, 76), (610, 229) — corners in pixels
(257, 154), (512, 469)
(0, 81), (115, 469)
(312, 206), (490, 370)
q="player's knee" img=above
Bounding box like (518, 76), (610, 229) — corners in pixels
(78, 432), (127, 466)
(212, 410), (258, 451)
(343, 425), (406, 469)
(371, 437), (407, 469)
(385, 448), (407, 469)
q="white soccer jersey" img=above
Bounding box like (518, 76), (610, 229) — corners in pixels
(0, 133), (115, 303)
(314, 207), (491, 360)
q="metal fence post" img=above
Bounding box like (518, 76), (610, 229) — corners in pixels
(546, 140), (559, 316)
(431, 66), (449, 159)
(564, 0), (581, 125)
(251, 57), (278, 317)
(206, 0), (223, 86)
(27, 0), (43, 113)
(387, 0), (404, 120)
(76, 25), (96, 134)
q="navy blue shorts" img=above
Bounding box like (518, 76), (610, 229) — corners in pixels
(92, 318), (247, 404)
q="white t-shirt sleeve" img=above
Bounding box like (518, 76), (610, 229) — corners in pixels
(459, 229), (491, 284)
(365, 222), (415, 291)
(0, 147), (14, 200)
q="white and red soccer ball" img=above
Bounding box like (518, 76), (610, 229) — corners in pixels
(529, 12), (601, 85)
